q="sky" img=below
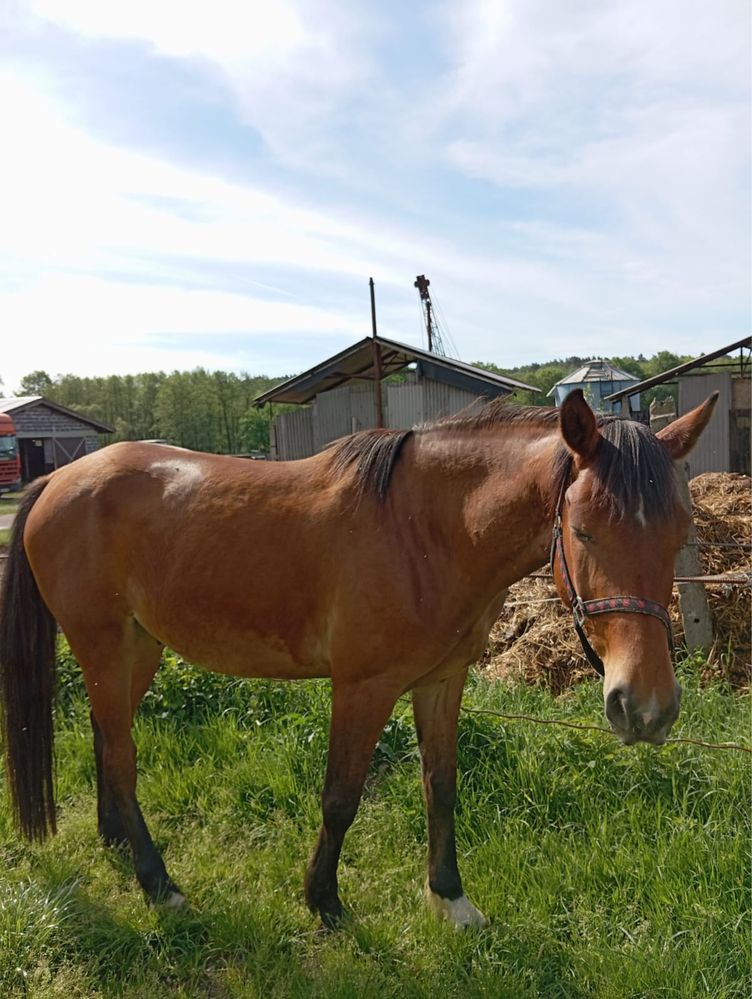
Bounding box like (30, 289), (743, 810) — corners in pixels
(1, 0), (750, 393)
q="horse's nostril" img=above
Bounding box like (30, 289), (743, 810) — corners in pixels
(605, 687), (631, 731)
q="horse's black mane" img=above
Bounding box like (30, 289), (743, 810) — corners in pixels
(328, 398), (677, 519)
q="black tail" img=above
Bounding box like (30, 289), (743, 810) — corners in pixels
(0, 478), (57, 840)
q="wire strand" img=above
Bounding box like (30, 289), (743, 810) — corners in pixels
(461, 706), (752, 754)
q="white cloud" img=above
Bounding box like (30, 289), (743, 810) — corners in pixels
(29, 0), (305, 64)
(1, 271), (365, 388)
(0, 0), (748, 392)
(25, 0), (377, 166)
(0, 71), (405, 284)
(438, 0), (750, 333)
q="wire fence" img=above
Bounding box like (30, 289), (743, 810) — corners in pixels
(461, 706), (752, 754)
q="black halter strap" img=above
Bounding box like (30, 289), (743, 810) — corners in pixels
(549, 477), (674, 678)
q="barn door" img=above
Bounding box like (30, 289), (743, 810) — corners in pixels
(52, 436), (87, 468)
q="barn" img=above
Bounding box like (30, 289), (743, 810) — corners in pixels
(252, 334), (537, 460)
(0, 396), (114, 482)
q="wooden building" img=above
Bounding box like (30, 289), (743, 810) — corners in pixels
(0, 396), (114, 481)
(253, 335), (536, 460)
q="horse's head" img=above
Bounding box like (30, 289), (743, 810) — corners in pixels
(554, 389), (718, 745)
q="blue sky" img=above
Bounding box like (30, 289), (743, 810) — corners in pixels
(1, 0), (749, 392)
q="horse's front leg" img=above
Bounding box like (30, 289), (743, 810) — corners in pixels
(412, 669), (487, 929)
(305, 676), (400, 929)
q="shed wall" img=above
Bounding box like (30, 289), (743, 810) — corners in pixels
(271, 407), (314, 460)
(679, 372), (731, 477)
(386, 380), (480, 428)
(271, 378), (495, 460)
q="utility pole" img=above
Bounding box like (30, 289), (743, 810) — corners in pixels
(369, 277), (384, 428)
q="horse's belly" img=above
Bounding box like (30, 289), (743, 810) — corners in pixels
(160, 631), (331, 681)
(138, 605), (332, 681)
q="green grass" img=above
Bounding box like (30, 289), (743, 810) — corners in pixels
(0, 645), (749, 998)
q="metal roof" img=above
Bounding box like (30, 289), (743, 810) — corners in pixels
(603, 336), (752, 403)
(252, 335), (537, 406)
(0, 396), (115, 433)
(546, 359), (640, 396)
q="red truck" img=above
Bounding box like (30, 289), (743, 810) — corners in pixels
(0, 412), (22, 493)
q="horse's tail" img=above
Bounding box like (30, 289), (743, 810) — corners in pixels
(0, 477), (58, 841)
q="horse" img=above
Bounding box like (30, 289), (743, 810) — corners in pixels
(0, 389), (717, 929)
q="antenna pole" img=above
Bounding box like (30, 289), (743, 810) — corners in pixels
(369, 277), (378, 338)
(369, 277), (384, 427)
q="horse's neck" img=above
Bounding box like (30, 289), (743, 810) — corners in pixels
(411, 426), (559, 584)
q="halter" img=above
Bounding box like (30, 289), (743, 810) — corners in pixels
(549, 476), (674, 678)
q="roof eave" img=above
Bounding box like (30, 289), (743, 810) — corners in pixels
(252, 335), (537, 406)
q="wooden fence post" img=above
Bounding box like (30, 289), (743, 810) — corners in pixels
(674, 463), (714, 653)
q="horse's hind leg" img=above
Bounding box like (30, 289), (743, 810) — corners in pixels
(412, 670), (487, 929)
(305, 677), (400, 928)
(70, 618), (183, 906)
(91, 711), (127, 846)
(91, 627), (161, 848)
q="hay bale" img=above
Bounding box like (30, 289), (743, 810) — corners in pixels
(481, 472), (750, 690)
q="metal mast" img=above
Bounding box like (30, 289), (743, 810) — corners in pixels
(414, 274), (448, 355)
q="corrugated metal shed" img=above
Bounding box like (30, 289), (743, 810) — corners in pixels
(603, 336), (751, 405)
(271, 407), (314, 461)
(253, 335), (535, 406)
(679, 372), (731, 477)
(386, 379), (480, 429)
(257, 334), (537, 461)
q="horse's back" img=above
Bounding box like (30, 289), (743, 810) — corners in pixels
(22, 443), (346, 679)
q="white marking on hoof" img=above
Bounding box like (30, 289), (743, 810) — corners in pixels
(426, 886), (487, 929)
(162, 891), (187, 909)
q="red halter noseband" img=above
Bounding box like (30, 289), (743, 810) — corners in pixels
(549, 477), (674, 678)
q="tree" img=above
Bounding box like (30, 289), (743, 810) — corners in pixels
(239, 407), (272, 453)
(18, 370), (54, 396)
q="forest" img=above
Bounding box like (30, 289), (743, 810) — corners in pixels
(2, 350), (694, 454)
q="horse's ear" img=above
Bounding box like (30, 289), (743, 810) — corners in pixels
(655, 391), (719, 460)
(559, 389), (600, 462)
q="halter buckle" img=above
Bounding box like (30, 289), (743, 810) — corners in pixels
(572, 597), (588, 628)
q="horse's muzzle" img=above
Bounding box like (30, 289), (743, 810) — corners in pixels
(605, 683), (681, 745)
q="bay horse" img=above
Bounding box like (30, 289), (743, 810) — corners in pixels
(0, 389), (716, 928)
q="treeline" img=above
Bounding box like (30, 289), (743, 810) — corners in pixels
(6, 349), (714, 455)
(477, 350), (694, 406)
(12, 369), (289, 454)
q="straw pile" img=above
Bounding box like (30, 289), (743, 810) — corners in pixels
(480, 472), (751, 691)
(687, 472), (751, 686)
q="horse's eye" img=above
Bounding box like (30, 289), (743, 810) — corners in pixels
(573, 528), (594, 543)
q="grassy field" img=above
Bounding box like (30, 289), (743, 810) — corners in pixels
(0, 644), (749, 998)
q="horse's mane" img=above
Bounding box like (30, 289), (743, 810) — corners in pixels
(328, 398), (677, 519)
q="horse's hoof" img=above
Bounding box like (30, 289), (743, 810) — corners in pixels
(319, 906), (345, 931)
(426, 886), (488, 930)
(161, 890), (187, 909)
